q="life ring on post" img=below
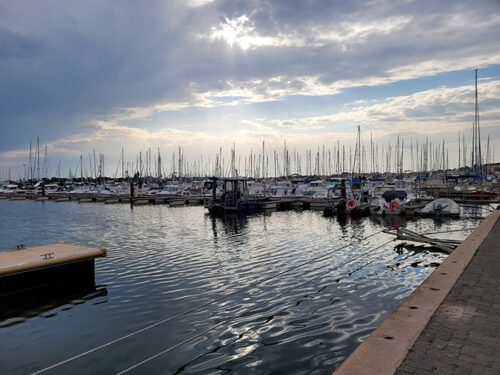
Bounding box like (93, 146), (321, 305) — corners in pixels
(389, 200), (400, 211)
(346, 199), (357, 210)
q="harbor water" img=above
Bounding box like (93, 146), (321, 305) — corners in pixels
(0, 200), (488, 374)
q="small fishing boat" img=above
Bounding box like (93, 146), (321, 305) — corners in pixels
(420, 198), (460, 218)
(345, 198), (371, 217)
(206, 177), (267, 215)
(334, 196), (370, 217)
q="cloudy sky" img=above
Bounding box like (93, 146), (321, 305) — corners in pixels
(1, 0), (500, 178)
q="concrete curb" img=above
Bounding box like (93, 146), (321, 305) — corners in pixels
(333, 210), (500, 375)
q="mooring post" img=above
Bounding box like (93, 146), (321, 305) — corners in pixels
(42, 182), (45, 196)
(341, 179), (346, 199)
(212, 177), (217, 202)
(130, 182), (135, 208)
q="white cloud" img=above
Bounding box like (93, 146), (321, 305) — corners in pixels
(281, 80), (500, 139)
(185, 0), (214, 8)
(203, 15), (299, 50)
(201, 13), (413, 52)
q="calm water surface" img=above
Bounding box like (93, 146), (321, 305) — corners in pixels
(0, 200), (488, 374)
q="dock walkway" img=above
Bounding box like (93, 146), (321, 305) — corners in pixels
(334, 210), (500, 375)
(395, 215), (500, 375)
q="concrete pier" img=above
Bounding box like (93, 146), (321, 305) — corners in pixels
(395, 212), (500, 375)
(334, 209), (500, 375)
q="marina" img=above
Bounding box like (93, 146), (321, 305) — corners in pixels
(2, 2), (500, 374)
(0, 197), (494, 374)
(1, 134), (499, 374)
(1, 173), (499, 214)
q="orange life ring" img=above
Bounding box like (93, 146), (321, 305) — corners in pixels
(389, 200), (400, 211)
(346, 199), (357, 210)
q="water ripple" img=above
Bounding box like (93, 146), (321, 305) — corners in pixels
(0, 200), (486, 374)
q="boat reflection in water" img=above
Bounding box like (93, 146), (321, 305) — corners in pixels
(208, 211), (250, 238)
(0, 282), (108, 329)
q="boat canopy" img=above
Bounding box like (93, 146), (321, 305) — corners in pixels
(457, 174), (483, 180)
(382, 190), (407, 202)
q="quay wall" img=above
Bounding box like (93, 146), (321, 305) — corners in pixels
(333, 209), (500, 375)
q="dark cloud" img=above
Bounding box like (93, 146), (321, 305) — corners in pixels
(0, 27), (45, 60)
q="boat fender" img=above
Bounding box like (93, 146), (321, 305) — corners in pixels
(346, 199), (357, 210)
(389, 200), (400, 211)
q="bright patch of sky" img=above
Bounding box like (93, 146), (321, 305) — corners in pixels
(120, 66), (500, 131)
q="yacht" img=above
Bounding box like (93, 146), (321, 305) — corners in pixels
(0, 184), (19, 194)
(156, 185), (182, 196)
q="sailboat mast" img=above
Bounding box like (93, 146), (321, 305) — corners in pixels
(357, 126), (361, 176)
(36, 137), (40, 181)
(29, 140), (32, 181)
(475, 68), (482, 174)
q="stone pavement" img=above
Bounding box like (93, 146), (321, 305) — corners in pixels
(395, 218), (500, 375)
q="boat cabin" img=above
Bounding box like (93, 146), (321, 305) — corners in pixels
(207, 177), (250, 213)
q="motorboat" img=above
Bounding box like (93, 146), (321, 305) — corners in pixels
(305, 180), (328, 197)
(156, 185), (182, 196)
(370, 189), (408, 215)
(420, 198), (460, 218)
(34, 182), (60, 194)
(0, 184), (19, 194)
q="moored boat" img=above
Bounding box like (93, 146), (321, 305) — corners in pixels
(370, 189), (408, 216)
(206, 177), (268, 215)
(420, 198), (460, 218)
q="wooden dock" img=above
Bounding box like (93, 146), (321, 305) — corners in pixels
(1, 191), (497, 216)
(0, 242), (106, 296)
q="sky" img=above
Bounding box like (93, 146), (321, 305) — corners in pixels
(1, 0), (500, 178)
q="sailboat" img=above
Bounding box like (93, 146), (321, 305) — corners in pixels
(345, 126), (370, 217)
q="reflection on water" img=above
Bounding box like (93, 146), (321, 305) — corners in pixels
(0, 286), (108, 329)
(0, 200), (487, 374)
(209, 213), (250, 238)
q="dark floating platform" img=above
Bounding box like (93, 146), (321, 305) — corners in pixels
(0, 242), (107, 297)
